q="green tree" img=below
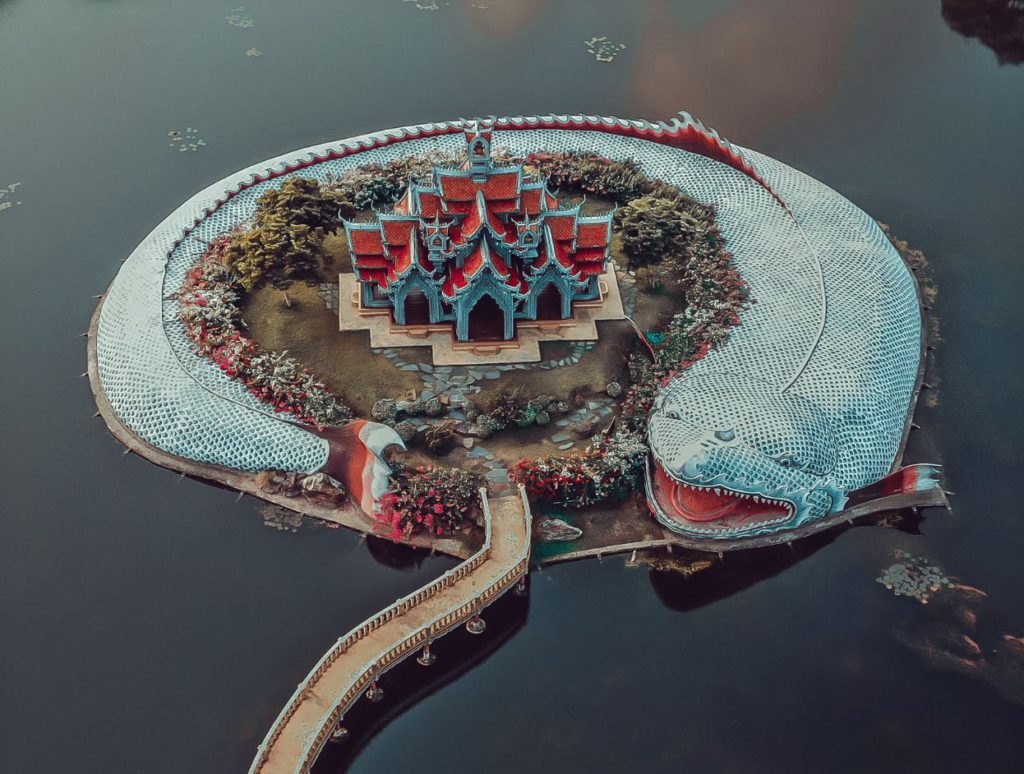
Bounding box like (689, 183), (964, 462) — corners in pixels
(614, 194), (705, 271)
(225, 177), (355, 291)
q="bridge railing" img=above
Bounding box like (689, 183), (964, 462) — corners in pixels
(250, 486), (532, 774)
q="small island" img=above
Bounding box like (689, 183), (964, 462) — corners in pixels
(88, 113), (948, 772)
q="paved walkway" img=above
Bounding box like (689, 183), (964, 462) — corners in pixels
(250, 487), (532, 774)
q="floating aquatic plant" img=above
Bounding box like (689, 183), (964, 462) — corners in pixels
(226, 6), (254, 28)
(877, 549), (954, 604)
(168, 127), (206, 153)
(0, 182), (22, 214)
(586, 37), (627, 63)
(403, 0), (449, 10)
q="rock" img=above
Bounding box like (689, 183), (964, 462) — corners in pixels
(549, 400), (570, 415)
(422, 397), (444, 417)
(569, 415), (601, 438)
(371, 398), (397, 423)
(394, 420), (418, 443)
(461, 437), (475, 449)
(606, 381), (623, 398)
(537, 517), (582, 543)
(299, 472), (347, 504)
(535, 410), (551, 426)
(256, 470), (300, 496)
(558, 442), (575, 451)
(550, 432), (570, 443)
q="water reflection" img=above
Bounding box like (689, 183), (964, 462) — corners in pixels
(365, 535), (431, 571)
(942, 0), (1024, 64)
(631, 0), (858, 138)
(646, 513), (926, 613)
(648, 531), (842, 612)
(312, 590), (529, 773)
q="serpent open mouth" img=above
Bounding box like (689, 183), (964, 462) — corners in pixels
(652, 464), (794, 536)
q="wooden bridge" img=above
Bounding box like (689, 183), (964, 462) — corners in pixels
(249, 486), (533, 774)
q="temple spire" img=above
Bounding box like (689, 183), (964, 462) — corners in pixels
(463, 118), (494, 180)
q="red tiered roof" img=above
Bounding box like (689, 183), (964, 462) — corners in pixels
(346, 131), (613, 303)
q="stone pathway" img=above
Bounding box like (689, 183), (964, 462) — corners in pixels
(317, 282), (339, 312)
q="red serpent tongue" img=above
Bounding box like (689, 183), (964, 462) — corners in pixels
(671, 483), (788, 523)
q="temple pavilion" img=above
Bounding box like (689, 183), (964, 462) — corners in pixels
(343, 121), (614, 342)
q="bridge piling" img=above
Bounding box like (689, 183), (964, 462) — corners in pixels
(465, 612), (486, 635)
(365, 679), (384, 703)
(416, 643), (436, 666)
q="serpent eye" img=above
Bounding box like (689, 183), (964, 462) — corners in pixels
(777, 454), (800, 469)
(714, 429), (735, 442)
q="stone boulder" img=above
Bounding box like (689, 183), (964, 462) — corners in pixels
(537, 517), (583, 543)
(256, 470), (300, 496)
(569, 415), (602, 438)
(299, 472), (347, 505)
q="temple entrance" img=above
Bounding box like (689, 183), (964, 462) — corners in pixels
(535, 284), (564, 320)
(466, 295), (507, 341)
(400, 289), (431, 326)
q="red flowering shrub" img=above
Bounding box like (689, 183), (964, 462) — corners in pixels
(378, 464), (484, 541)
(511, 430), (646, 508)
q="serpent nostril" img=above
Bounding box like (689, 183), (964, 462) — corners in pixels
(714, 429), (735, 442)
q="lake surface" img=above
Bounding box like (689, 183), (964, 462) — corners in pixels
(1, 1), (1022, 772)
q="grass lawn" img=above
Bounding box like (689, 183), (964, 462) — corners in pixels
(239, 281), (428, 419)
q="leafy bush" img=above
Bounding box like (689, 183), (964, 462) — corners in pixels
(524, 152), (647, 200)
(177, 238), (351, 426)
(484, 385), (527, 427)
(379, 464), (484, 540)
(424, 422), (458, 455)
(511, 429), (647, 508)
(615, 195), (703, 270)
(325, 151), (462, 210)
(224, 177), (353, 290)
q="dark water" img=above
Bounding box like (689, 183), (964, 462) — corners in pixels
(2, 1), (1022, 772)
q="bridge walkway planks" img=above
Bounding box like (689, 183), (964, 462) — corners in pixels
(250, 486), (532, 774)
